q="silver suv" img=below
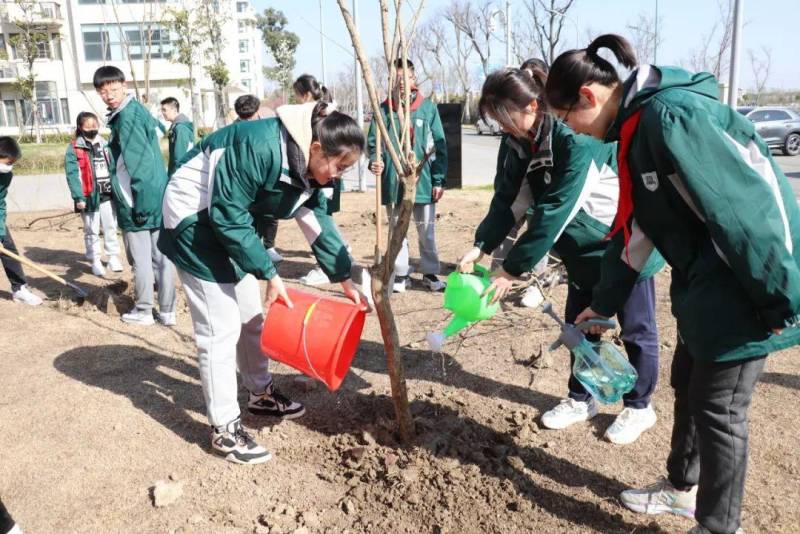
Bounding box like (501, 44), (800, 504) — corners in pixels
(746, 107), (800, 156)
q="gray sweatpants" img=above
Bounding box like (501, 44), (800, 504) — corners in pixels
(122, 229), (176, 314)
(178, 270), (271, 427)
(386, 203), (440, 276)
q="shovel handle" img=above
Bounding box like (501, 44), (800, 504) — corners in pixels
(0, 244), (86, 297)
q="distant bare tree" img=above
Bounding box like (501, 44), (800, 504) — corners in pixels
(523, 0), (576, 65)
(627, 10), (663, 64)
(442, 0), (497, 77)
(683, 0), (733, 78)
(440, 18), (473, 121)
(748, 46), (772, 106)
(412, 19), (449, 100)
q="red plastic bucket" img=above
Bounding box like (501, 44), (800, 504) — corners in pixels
(260, 288), (366, 391)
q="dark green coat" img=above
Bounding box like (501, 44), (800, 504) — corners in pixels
(167, 114), (195, 176)
(64, 136), (113, 213)
(475, 116), (663, 290)
(106, 94), (169, 231)
(0, 171), (11, 238)
(366, 97), (448, 205)
(594, 66), (800, 362)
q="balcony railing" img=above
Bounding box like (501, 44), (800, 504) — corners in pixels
(0, 1), (63, 24)
(0, 63), (18, 80)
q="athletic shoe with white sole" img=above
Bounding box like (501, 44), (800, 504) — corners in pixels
(107, 255), (124, 272)
(91, 259), (106, 277)
(12, 285), (42, 306)
(299, 267), (330, 286)
(686, 525), (743, 534)
(520, 285), (544, 308)
(605, 405), (657, 445)
(392, 276), (409, 293)
(157, 311), (177, 326)
(248, 382), (305, 419)
(620, 477), (697, 519)
(422, 274), (446, 292)
(267, 248), (284, 263)
(121, 309), (155, 325)
(211, 417), (271, 465)
(541, 398), (598, 430)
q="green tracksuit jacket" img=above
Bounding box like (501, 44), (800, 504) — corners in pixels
(475, 116), (663, 290)
(158, 108), (351, 284)
(106, 94), (169, 231)
(64, 136), (113, 213)
(0, 170), (12, 239)
(594, 65), (800, 362)
(167, 114), (195, 176)
(366, 96), (448, 205)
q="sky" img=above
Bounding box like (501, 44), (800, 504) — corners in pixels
(253, 0), (799, 92)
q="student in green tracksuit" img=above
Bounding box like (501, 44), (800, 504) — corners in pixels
(160, 97), (195, 176)
(367, 59), (448, 293)
(64, 111), (123, 278)
(546, 35), (800, 534)
(458, 67), (663, 445)
(0, 137), (42, 306)
(94, 66), (176, 327)
(159, 101), (370, 465)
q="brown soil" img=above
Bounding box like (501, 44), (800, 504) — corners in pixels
(1, 190), (798, 534)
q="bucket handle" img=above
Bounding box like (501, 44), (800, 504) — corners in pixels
(300, 298), (326, 384)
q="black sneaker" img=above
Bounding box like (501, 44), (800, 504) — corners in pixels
(248, 382), (306, 419)
(211, 418), (271, 465)
(422, 274), (446, 292)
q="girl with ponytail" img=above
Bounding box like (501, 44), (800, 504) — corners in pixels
(159, 100), (370, 466)
(547, 34), (800, 534)
(458, 59), (663, 445)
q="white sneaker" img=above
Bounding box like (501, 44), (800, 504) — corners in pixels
(520, 286), (544, 308)
(422, 274), (446, 292)
(121, 309), (155, 325)
(687, 525), (744, 534)
(267, 248), (283, 263)
(605, 405), (657, 445)
(107, 255), (124, 272)
(620, 477), (697, 518)
(12, 285), (42, 306)
(91, 258), (106, 277)
(392, 276), (408, 293)
(299, 267), (330, 286)
(211, 418), (271, 465)
(157, 311), (177, 326)
(541, 398), (598, 430)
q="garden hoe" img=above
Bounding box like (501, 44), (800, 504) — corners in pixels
(0, 243), (88, 302)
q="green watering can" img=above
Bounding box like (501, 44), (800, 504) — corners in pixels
(426, 264), (500, 351)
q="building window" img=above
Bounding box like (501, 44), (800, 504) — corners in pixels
(238, 20), (246, 33)
(51, 33), (62, 60)
(240, 60), (249, 73)
(239, 39), (248, 53)
(61, 98), (70, 125)
(0, 35), (6, 60)
(81, 23), (173, 61)
(236, 2), (247, 13)
(4, 100), (17, 128)
(21, 82), (62, 126)
(242, 79), (251, 90)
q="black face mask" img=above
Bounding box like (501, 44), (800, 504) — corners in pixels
(82, 130), (99, 139)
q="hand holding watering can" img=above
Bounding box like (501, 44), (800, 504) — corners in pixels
(457, 246), (522, 304)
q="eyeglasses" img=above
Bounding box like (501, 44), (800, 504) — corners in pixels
(561, 100), (577, 124)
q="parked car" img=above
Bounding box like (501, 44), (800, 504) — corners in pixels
(746, 107), (800, 156)
(736, 106), (755, 116)
(476, 116), (502, 135)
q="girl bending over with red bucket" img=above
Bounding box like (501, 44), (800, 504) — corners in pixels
(159, 101), (370, 465)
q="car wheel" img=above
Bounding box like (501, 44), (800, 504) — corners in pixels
(477, 128), (483, 135)
(783, 133), (800, 156)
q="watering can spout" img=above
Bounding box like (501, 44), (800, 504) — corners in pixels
(443, 315), (473, 337)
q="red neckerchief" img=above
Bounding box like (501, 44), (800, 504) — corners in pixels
(72, 139), (95, 197)
(606, 108), (644, 264)
(384, 89), (424, 145)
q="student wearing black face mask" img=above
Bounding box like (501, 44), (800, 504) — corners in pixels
(64, 111), (123, 277)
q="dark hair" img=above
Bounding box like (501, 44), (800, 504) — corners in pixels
(234, 94), (261, 120)
(0, 136), (21, 160)
(310, 101), (365, 158)
(292, 74), (332, 104)
(93, 65), (125, 89)
(393, 58), (415, 71)
(160, 97), (179, 111)
(545, 34), (637, 110)
(478, 67), (548, 132)
(75, 111), (99, 137)
(520, 57), (549, 74)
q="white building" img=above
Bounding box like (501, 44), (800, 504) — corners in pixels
(0, 0), (265, 136)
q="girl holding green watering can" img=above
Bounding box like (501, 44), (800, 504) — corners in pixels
(546, 34), (800, 533)
(457, 65), (663, 445)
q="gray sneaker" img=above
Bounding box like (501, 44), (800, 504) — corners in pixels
(687, 525), (743, 534)
(211, 418), (271, 465)
(620, 477), (697, 518)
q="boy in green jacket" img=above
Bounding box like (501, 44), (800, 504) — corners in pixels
(547, 35), (800, 534)
(0, 137), (42, 306)
(160, 97), (195, 176)
(367, 59), (448, 293)
(94, 66), (176, 326)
